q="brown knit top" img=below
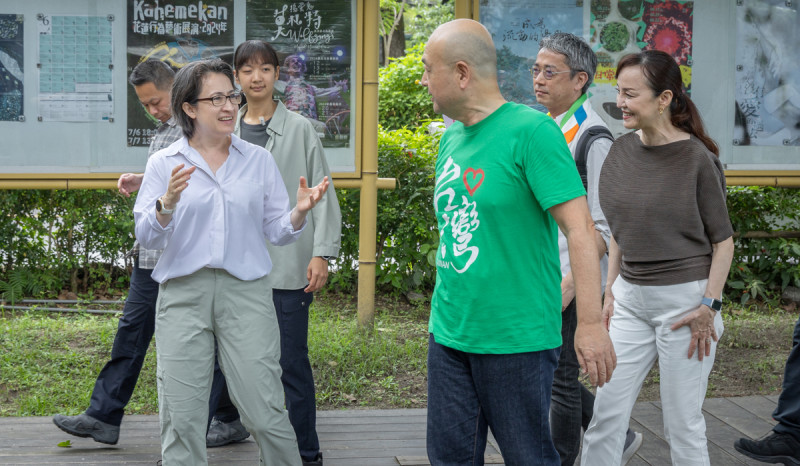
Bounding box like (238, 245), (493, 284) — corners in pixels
(599, 132), (734, 285)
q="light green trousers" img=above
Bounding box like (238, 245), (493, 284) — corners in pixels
(155, 268), (301, 466)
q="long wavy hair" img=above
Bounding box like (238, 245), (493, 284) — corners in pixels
(616, 50), (719, 156)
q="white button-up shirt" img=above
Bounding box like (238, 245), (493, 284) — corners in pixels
(134, 134), (305, 283)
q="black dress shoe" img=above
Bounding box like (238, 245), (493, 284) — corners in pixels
(302, 452), (323, 466)
(734, 431), (800, 465)
(53, 413), (120, 445)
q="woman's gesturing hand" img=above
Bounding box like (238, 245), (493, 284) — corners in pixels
(162, 163), (196, 209)
(296, 176), (329, 213)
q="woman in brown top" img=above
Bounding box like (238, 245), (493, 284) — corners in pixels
(581, 50), (734, 465)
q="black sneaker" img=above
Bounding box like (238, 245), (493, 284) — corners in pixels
(302, 452), (323, 466)
(52, 413), (120, 445)
(734, 432), (800, 465)
(206, 418), (251, 448)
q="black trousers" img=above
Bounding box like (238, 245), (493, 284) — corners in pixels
(85, 257), (158, 426)
(551, 299), (595, 466)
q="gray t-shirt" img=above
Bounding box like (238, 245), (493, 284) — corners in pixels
(599, 132), (734, 286)
(239, 118), (271, 147)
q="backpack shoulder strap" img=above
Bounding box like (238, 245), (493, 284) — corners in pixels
(574, 125), (614, 190)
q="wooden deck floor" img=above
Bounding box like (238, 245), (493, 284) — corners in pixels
(0, 396), (778, 465)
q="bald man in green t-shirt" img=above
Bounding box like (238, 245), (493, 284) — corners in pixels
(420, 19), (616, 465)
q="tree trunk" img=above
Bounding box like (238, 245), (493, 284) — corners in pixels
(82, 234), (90, 293)
(380, 36), (387, 67)
(387, 15), (405, 62)
(379, 0), (407, 66)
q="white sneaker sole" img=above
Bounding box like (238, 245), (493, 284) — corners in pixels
(621, 432), (643, 465)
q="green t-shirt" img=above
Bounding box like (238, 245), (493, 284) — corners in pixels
(430, 102), (586, 354)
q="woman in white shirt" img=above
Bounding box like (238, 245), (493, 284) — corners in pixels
(133, 58), (328, 466)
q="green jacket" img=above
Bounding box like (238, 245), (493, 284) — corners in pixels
(235, 100), (342, 290)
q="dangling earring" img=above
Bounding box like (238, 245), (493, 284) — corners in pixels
(659, 107), (664, 115)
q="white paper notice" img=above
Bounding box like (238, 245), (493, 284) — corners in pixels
(37, 14), (113, 122)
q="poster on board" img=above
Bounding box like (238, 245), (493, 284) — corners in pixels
(734, 0), (800, 147)
(0, 14), (23, 122)
(477, 0), (693, 134)
(246, 0), (355, 172)
(127, 0), (234, 147)
(479, 0), (582, 111)
(587, 0), (694, 137)
(37, 15), (114, 122)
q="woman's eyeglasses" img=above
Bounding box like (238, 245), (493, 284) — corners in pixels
(194, 91), (243, 107)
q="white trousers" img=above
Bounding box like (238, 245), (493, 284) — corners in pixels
(581, 277), (723, 466)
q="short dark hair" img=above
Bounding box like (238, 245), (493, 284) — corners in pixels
(171, 59), (235, 139)
(129, 59), (175, 91)
(234, 40), (280, 70)
(539, 33), (597, 95)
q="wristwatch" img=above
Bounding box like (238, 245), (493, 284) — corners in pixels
(701, 297), (722, 312)
(155, 197), (175, 215)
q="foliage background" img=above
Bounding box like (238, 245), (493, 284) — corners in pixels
(0, 190), (133, 303)
(725, 186), (800, 305)
(331, 125), (440, 295)
(404, 0), (455, 49)
(2, 173), (797, 305)
(378, 44), (435, 131)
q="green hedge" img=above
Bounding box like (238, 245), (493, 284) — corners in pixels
(330, 125), (440, 294)
(1, 174), (798, 303)
(0, 126), (443, 300)
(0, 190), (134, 302)
(726, 186), (800, 305)
(378, 43), (436, 131)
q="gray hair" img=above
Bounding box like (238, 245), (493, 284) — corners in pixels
(539, 33), (597, 95)
(128, 59), (175, 91)
(171, 58), (235, 139)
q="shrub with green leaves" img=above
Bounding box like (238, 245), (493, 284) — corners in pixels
(1, 154), (798, 309)
(404, 0), (455, 49)
(725, 186), (800, 305)
(378, 43), (436, 131)
(0, 189), (134, 300)
(331, 125), (440, 294)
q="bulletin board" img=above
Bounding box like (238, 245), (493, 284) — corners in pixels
(0, 0), (360, 188)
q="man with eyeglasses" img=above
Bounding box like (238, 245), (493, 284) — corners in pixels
(421, 20), (615, 465)
(52, 60), (183, 445)
(533, 32), (643, 465)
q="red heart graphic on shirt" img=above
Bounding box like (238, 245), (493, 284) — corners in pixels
(463, 168), (484, 196)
